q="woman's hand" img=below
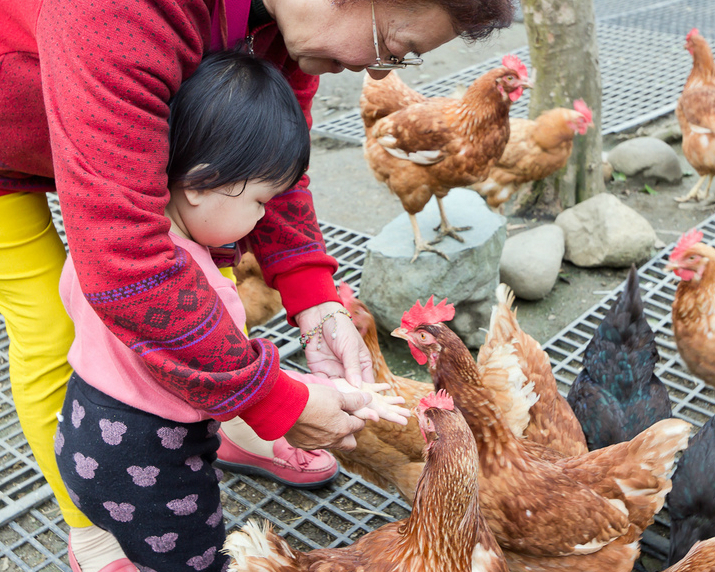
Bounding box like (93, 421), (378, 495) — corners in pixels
(296, 301), (375, 388)
(283, 384), (373, 451)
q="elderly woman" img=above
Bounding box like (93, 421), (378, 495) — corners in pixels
(0, 0), (513, 570)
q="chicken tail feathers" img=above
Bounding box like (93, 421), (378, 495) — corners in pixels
(613, 418), (692, 528)
(360, 71), (427, 131)
(224, 521), (296, 572)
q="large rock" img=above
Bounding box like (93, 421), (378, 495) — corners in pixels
(555, 193), (657, 268)
(500, 224), (564, 300)
(607, 137), (682, 183)
(360, 189), (506, 348)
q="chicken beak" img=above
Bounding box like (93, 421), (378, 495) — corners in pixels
(391, 327), (409, 341)
(521, 77), (533, 89)
(664, 260), (678, 272)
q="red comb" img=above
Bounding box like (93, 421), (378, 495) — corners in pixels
(573, 99), (592, 123)
(400, 296), (455, 330)
(502, 54), (528, 80)
(418, 390), (454, 413)
(337, 281), (355, 307)
(670, 228), (703, 261)
(686, 28), (700, 41)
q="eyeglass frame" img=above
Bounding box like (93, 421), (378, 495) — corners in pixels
(366, 0), (423, 70)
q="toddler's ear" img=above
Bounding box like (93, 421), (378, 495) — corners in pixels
(182, 164), (211, 206)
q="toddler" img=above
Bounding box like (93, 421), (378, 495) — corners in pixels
(55, 51), (407, 572)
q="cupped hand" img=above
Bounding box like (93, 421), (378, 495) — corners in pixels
(333, 379), (410, 426)
(283, 383), (373, 451)
(296, 301), (375, 388)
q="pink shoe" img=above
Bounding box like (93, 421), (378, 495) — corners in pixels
(67, 534), (137, 572)
(215, 430), (339, 489)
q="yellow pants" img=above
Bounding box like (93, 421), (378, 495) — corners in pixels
(0, 192), (89, 527)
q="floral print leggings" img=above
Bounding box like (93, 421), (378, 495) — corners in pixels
(56, 374), (229, 572)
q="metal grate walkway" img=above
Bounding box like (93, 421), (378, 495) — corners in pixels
(1, 196), (713, 570)
(312, 0), (714, 144)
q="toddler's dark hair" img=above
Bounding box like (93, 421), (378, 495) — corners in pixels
(167, 51), (310, 192)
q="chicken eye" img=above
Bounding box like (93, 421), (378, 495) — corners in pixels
(419, 332), (428, 341)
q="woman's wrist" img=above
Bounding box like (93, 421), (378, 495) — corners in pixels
(299, 307), (352, 350)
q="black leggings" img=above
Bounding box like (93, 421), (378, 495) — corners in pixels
(56, 373), (229, 572)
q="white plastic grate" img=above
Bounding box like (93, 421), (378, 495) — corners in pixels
(2, 196), (711, 570)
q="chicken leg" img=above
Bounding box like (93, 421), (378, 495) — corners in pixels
(675, 174), (714, 203)
(430, 197), (472, 244)
(409, 214), (450, 263)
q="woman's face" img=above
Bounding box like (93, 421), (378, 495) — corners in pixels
(268, 0), (458, 77)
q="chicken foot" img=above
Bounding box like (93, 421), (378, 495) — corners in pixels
(409, 214), (450, 263)
(430, 197), (472, 244)
(675, 174), (714, 203)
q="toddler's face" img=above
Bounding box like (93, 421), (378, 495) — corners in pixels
(190, 180), (286, 247)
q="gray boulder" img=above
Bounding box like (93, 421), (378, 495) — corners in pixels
(360, 189), (506, 348)
(607, 137), (682, 183)
(555, 193), (657, 268)
(500, 224), (565, 300)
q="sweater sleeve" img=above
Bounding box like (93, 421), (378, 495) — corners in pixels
(35, 0), (307, 438)
(246, 23), (341, 324)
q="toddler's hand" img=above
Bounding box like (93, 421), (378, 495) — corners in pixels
(334, 379), (410, 426)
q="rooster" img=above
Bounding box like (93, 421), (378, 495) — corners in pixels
(360, 55), (531, 262)
(393, 297), (691, 572)
(481, 284), (588, 458)
(666, 414), (715, 567)
(333, 282), (560, 502)
(471, 100), (594, 212)
(665, 229), (715, 387)
(567, 265), (672, 449)
(665, 538), (715, 572)
(222, 391), (509, 572)
(330, 282), (430, 503)
(674, 28), (715, 204)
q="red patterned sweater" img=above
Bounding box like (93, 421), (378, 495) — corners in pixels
(0, 0), (341, 439)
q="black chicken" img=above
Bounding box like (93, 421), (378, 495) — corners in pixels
(667, 414), (715, 566)
(566, 265), (672, 449)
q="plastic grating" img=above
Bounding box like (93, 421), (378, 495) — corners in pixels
(600, 0), (715, 40)
(312, 22), (714, 144)
(3, 200), (710, 570)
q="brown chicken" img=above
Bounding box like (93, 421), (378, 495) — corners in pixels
(393, 297), (691, 572)
(674, 28), (715, 203)
(331, 282), (430, 503)
(665, 538), (715, 572)
(360, 55), (531, 261)
(665, 229), (715, 387)
(233, 251), (283, 332)
(471, 100), (594, 212)
(222, 391), (509, 572)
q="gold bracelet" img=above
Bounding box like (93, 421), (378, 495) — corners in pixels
(300, 308), (352, 350)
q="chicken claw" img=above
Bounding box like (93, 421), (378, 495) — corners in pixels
(430, 223), (471, 244)
(411, 240), (450, 263)
(429, 196), (471, 244)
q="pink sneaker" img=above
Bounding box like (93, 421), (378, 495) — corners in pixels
(67, 534), (137, 572)
(215, 430), (339, 489)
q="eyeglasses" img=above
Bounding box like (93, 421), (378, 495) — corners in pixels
(366, 0), (423, 70)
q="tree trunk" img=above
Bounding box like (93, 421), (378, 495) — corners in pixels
(519, 0), (605, 216)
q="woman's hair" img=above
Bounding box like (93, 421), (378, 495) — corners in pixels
(167, 51), (310, 192)
(442, 0), (515, 41)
